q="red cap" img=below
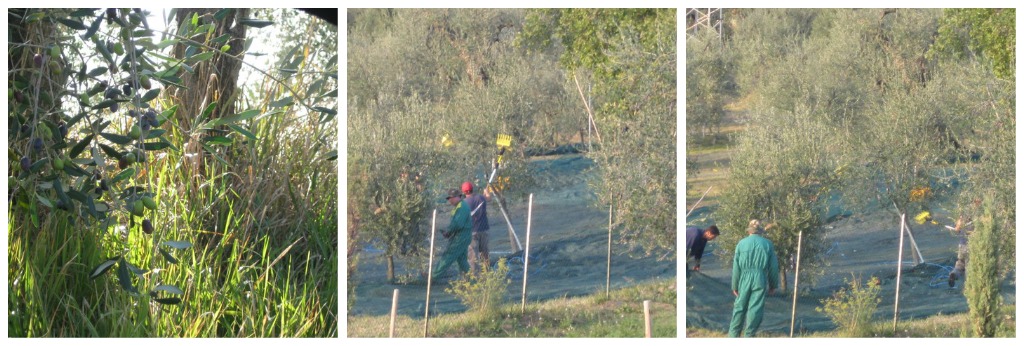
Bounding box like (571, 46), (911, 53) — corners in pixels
(461, 181), (474, 193)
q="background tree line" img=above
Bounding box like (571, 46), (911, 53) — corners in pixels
(688, 8), (1013, 335)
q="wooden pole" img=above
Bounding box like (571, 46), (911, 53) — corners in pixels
(891, 201), (924, 265)
(789, 230), (803, 337)
(423, 209), (437, 337)
(389, 289), (399, 337)
(685, 186), (713, 218)
(521, 193), (533, 313)
(893, 212), (906, 333)
(902, 222), (925, 265)
(572, 72), (602, 142)
(643, 300), (652, 338)
(493, 190), (522, 252)
(606, 203), (613, 298)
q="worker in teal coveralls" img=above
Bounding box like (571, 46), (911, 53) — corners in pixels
(729, 219), (780, 337)
(432, 188), (473, 280)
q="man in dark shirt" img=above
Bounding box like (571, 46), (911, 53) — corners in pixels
(462, 181), (492, 274)
(686, 225), (720, 271)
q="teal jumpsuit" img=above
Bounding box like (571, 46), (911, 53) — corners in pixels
(432, 200), (472, 280)
(729, 234), (780, 337)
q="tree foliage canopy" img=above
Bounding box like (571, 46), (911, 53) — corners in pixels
(699, 9), (1015, 287)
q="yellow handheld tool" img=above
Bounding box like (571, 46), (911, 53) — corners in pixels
(494, 134), (512, 169)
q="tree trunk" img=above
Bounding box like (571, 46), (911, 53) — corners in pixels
(387, 255), (396, 283)
(779, 267), (788, 293)
(169, 8), (249, 175)
(347, 199), (361, 294)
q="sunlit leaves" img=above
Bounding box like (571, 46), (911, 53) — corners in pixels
(161, 240), (193, 250)
(116, 259), (139, 294)
(159, 248), (178, 264)
(153, 284), (184, 295)
(89, 257), (120, 280)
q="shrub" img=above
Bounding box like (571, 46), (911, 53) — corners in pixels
(965, 198), (1002, 337)
(446, 258), (511, 316)
(817, 275), (882, 337)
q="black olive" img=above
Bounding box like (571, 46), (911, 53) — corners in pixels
(32, 138), (44, 152)
(104, 87), (120, 100)
(20, 156), (31, 171)
(142, 219), (154, 234)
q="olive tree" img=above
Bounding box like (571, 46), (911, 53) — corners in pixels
(347, 9), (552, 282)
(520, 8), (678, 256)
(715, 108), (843, 291)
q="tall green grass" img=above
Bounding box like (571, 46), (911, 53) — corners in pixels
(8, 77), (337, 337)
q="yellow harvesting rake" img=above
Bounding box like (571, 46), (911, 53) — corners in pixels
(494, 134), (513, 170)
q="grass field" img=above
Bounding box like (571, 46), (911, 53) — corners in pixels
(348, 278), (676, 337)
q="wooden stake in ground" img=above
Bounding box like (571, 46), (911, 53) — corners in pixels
(893, 212), (907, 333)
(521, 193), (534, 313)
(423, 209), (437, 337)
(390, 289), (399, 337)
(606, 203), (613, 298)
(790, 230), (803, 338)
(643, 300), (652, 338)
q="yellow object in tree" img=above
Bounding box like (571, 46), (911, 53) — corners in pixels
(914, 211), (931, 225)
(441, 134), (454, 148)
(909, 186), (931, 202)
(492, 176), (511, 192)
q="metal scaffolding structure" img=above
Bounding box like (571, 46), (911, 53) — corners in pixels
(686, 8), (723, 39)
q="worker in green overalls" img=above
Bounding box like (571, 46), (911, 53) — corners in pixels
(432, 188), (473, 281)
(729, 219), (780, 337)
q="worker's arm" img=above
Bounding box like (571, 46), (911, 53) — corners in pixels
(731, 246), (740, 293)
(482, 186), (493, 202)
(692, 240), (706, 271)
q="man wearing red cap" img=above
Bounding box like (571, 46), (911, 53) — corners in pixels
(462, 181), (492, 274)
